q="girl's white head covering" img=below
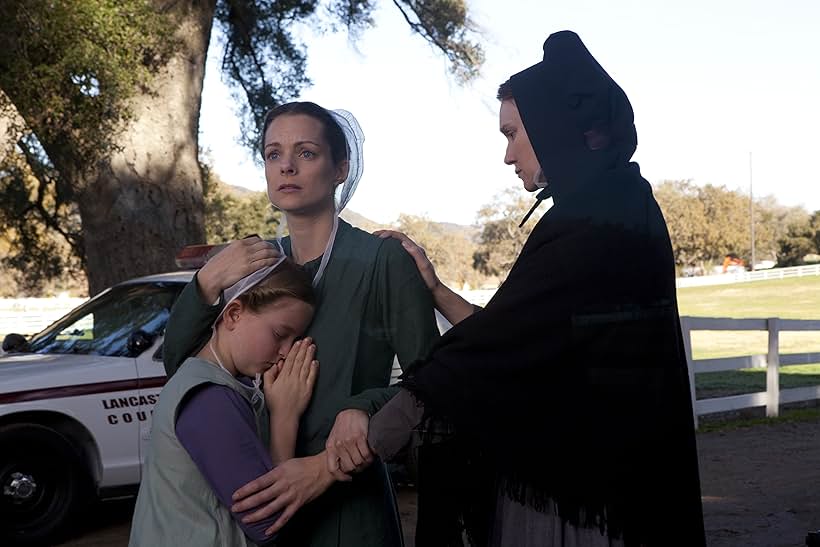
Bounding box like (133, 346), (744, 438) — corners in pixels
(213, 238), (288, 326)
(268, 108), (365, 287)
(210, 238), (288, 409)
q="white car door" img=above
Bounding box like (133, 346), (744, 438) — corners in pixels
(12, 284), (172, 488)
(51, 281), (181, 487)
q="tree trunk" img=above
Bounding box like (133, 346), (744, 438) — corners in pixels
(78, 1), (216, 295)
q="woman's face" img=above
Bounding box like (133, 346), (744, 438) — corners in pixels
(263, 114), (348, 214)
(499, 99), (542, 192)
(225, 296), (314, 377)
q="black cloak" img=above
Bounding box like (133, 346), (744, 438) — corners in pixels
(401, 31), (706, 546)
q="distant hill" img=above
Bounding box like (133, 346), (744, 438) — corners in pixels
(224, 183), (476, 238)
(436, 221), (479, 243)
(339, 210), (386, 233)
(223, 184), (257, 198)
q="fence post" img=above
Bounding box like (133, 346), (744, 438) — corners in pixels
(766, 317), (780, 418)
(681, 317), (698, 429)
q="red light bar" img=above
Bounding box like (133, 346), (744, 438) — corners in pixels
(175, 243), (229, 269)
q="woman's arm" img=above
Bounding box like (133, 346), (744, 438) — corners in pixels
(367, 388), (425, 464)
(341, 238), (440, 417)
(163, 274), (222, 376)
(196, 236), (283, 303)
(230, 451), (339, 536)
(326, 238), (440, 475)
(374, 230), (477, 325)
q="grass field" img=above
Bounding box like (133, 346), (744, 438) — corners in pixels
(677, 276), (820, 399)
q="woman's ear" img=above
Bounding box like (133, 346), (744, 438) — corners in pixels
(583, 128), (611, 151)
(334, 159), (350, 187)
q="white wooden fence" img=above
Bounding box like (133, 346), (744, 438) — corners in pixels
(681, 316), (820, 428)
(676, 263), (820, 288)
(0, 296), (87, 339)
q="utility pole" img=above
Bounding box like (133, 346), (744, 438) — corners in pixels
(749, 152), (756, 271)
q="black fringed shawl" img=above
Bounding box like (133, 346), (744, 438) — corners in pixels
(401, 31), (705, 547)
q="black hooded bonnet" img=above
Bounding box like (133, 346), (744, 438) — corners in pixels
(509, 31), (637, 201)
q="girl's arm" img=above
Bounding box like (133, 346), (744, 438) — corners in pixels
(268, 414), (299, 465)
(175, 384), (281, 544)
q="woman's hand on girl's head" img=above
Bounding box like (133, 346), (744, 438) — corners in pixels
(264, 338), (318, 418)
(373, 230), (441, 292)
(197, 236), (282, 303)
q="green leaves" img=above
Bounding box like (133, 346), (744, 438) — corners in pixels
(395, 213), (483, 288)
(777, 211), (820, 267)
(392, 0), (484, 84)
(0, 0), (484, 294)
(0, 149), (84, 296)
(201, 163), (282, 243)
(214, 0), (482, 150)
(0, 0), (175, 179)
(473, 189), (539, 279)
(653, 180), (819, 271)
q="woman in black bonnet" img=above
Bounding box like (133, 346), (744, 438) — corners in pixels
(359, 31), (706, 546)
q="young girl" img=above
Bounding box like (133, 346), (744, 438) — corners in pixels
(129, 258), (316, 546)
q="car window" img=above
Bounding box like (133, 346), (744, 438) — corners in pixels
(27, 283), (183, 357)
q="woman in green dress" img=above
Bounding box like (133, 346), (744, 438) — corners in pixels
(162, 102), (439, 546)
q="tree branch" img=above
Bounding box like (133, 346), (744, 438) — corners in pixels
(16, 139), (84, 257)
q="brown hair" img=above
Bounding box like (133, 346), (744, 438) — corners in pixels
(238, 258), (316, 312)
(259, 101), (348, 166)
(497, 79), (514, 101)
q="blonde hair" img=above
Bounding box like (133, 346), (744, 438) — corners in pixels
(237, 258), (315, 312)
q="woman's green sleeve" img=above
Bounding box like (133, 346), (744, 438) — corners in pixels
(342, 240), (440, 415)
(163, 272), (224, 376)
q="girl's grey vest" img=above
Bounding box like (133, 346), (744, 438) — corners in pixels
(128, 357), (267, 547)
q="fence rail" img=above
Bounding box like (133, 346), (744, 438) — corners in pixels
(681, 315), (820, 428)
(677, 263), (820, 288)
(0, 297), (87, 339)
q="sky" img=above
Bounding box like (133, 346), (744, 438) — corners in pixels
(198, 0), (820, 226)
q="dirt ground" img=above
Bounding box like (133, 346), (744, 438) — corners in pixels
(697, 417), (820, 547)
(59, 415), (820, 547)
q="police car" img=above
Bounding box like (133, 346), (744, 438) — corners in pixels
(0, 270), (194, 545)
